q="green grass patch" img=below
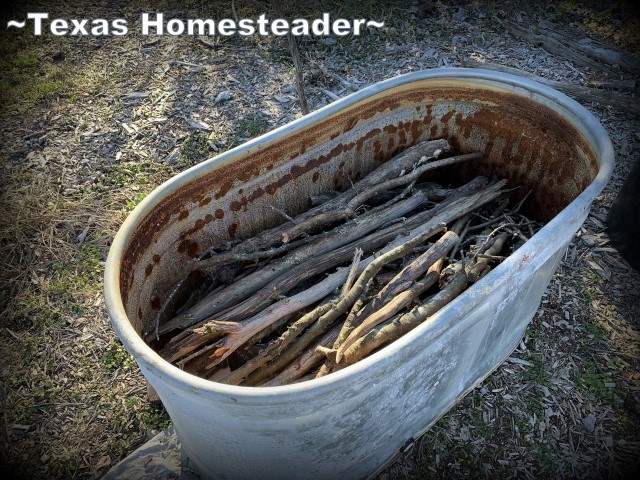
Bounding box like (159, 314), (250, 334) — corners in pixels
(576, 358), (623, 405)
(179, 131), (210, 166)
(102, 341), (137, 373)
(0, 29), (69, 113)
(522, 353), (550, 387)
(229, 113), (271, 148)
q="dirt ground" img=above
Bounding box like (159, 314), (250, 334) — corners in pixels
(1, 1), (639, 479)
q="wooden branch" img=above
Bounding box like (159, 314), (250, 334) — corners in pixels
(287, 31), (309, 115)
(280, 148), (476, 244)
(344, 152), (481, 211)
(335, 230), (460, 360)
(338, 227), (511, 367)
(503, 20), (609, 73)
(262, 323), (342, 386)
(338, 271), (469, 366)
(220, 296), (338, 385)
(341, 248), (363, 298)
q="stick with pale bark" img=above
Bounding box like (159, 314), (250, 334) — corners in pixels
(261, 323), (342, 386)
(334, 232), (459, 361)
(338, 230), (510, 366)
(281, 151), (480, 243)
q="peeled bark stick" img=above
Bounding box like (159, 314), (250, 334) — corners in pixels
(155, 192), (426, 338)
(344, 152), (482, 212)
(334, 230), (460, 351)
(219, 252), (357, 385)
(341, 248), (363, 298)
(305, 222), (447, 348)
(262, 324), (342, 387)
(282, 150), (479, 243)
(466, 232), (508, 282)
(334, 272), (439, 363)
(335, 231), (459, 359)
(220, 296), (339, 385)
(162, 179), (507, 365)
(339, 271), (469, 366)
(338, 230), (511, 367)
(180, 313), (294, 377)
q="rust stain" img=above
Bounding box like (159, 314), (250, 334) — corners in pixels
(214, 208), (225, 219)
(180, 218), (207, 237)
(312, 171), (320, 183)
(177, 239), (199, 258)
(153, 254), (161, 263)
(145, 264), (153, 277)
(265, 173), (293, 195)
(178, 209), (189, 220)
(228, 223), (238, 238)
(151, 296), (161, 310)
(199, 196), (212, 207)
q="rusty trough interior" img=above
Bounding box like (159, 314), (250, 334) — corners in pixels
(118, 79), (600, 337)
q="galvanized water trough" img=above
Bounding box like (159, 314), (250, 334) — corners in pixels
(104, 68), (614, 480)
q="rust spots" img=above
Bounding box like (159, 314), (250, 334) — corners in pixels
(355, 128), (382, 152)
(441, 110), (454, 125)
(151, 296), (161, 310)
(312, 171), (320, 183)
(387, 136), (396, 151)
(145, 264), (153, 277)
(214, 181), (233, 199)
(384, 124), (398, 135)
(178, 239), (199, 258)
(178, 209), (189, 220)
(199, 196), (212, 207)
(430, 124), (438, 137)
(265, 173), (293, 195)
(137, 307), (143, 320)
(345, 117), (358, 132)
(228, 223), (238, 238)
(153, 254), (161, 263)
(215, 208), (225, 219)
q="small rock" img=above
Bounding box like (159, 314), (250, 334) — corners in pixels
(582, 414), (596, 433)
(214, 91), (232, 104)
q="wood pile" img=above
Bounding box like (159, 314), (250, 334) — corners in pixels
(146, 139), (542, 386)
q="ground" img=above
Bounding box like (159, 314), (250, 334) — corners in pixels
(1, 1), (639, 479)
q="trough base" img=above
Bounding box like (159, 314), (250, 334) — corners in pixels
(102, 427), (199, 480)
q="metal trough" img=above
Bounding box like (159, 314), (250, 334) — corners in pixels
(104, 68), (614, 480)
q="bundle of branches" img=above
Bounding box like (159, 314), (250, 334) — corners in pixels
(147, 139), (542, 386)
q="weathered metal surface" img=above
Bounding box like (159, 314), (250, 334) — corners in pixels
(104, 69), (613, 480)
